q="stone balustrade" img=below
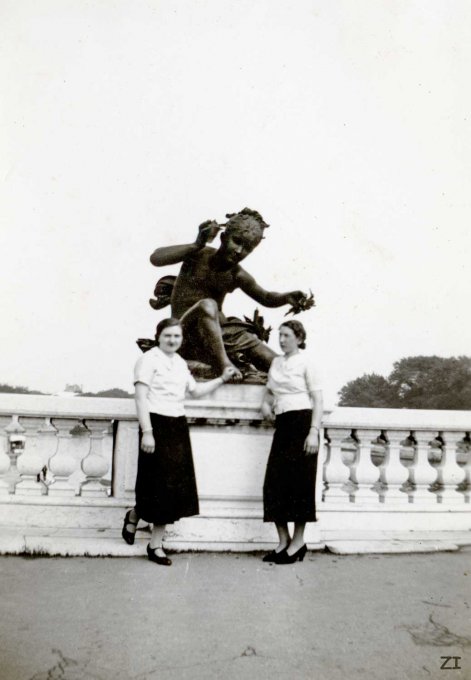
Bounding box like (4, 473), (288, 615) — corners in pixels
(0, 389), (469, 553)
(322, 407), (470, 508)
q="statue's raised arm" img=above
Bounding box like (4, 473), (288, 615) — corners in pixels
(150, 220), (221, 267)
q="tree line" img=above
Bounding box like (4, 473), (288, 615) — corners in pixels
(2, 355), (470, 409)
(0, 384), (132, 398)
(338, 356), (471, 409)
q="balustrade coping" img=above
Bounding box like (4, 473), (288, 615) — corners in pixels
(322, 407), (471, 432)
(0, 393), (470, 431)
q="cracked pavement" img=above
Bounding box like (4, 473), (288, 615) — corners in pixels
(1, 550), (470, 680)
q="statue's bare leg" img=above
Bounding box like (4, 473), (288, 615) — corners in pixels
(180, 298), (242, 378)
(244, 343), (278, 373)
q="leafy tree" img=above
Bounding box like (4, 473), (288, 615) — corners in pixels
(338, 356), (471, 409)
(389, 356), (471, 410)
(338, 374), (399, 408)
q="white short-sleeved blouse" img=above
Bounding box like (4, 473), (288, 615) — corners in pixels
(267, 351), (322, 415)
(133, 347), (196, 417)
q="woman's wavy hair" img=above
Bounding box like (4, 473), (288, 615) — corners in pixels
(155, 317), (182, 343)
(279, 319), (307, 349)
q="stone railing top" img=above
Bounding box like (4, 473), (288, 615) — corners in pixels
(0, 393), (137, 420)
(0, 385), (266, 421)
(0, 391), (469, 430)
(323, 406), (471, 432)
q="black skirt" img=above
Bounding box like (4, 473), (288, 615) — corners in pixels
(263, 409), (318, 523)
(134, 412), (199, 524)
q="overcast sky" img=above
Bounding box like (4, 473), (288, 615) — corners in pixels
(1, 0), (470, 407)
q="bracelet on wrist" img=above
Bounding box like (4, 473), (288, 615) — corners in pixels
(142, 428), (153, 433)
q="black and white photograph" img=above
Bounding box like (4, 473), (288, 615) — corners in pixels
(1, 1), (470, 678)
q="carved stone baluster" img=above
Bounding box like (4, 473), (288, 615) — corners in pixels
(0, 415), (12, 495)
(37, 418), (60, 488)
(436, 431), (466, 504)
(48, 419), (80, 496)
(350, 429), (381, 503)
(323, 428), (351, 504)
(80, 420), (110, 497)
(15, 417), (48, 495)
(409, 431), (438, 504)
(379, 430), (410, 504)
(112, 420), (139, 499)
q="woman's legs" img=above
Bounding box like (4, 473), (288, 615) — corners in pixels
(274, 522), (291, 552)
(126, 508), (138, 532)
(287, 521), (306, 555)
(147, 523), (172, 566)
(149, 524), (167, 556)
(122, 507), (139, 545)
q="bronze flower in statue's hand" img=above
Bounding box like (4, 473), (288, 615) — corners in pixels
(285, 290), (315, 316)
(195, 220), (221, 247)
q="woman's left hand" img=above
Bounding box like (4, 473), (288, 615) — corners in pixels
(221, 366), (240, 383)
(304, 428), (320, 456)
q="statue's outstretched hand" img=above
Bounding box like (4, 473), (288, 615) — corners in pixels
(285, 290), (315, 316)
(195, 220), (221, 247)
(286, 291), (307, 306)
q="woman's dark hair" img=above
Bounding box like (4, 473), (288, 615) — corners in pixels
(279, 319), (307, 349)
(155, 317), (182, 343)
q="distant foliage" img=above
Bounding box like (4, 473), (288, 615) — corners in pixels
(79, 388), (133, 399)
(338, 374), (399, 408)
(0, 383), (133, 398)
(338, 356), (471, 410)
(0, 383), (45, 395)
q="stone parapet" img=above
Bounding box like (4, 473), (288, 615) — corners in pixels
(0, 389), (470, 554)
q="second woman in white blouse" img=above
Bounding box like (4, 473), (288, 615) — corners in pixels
(261, 320), (323, 564)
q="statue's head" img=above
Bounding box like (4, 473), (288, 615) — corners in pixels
(219, 208), (269, 264)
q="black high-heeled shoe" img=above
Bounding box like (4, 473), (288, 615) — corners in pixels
(262, 548), (287, 563)
(122, 509), (138, 545)
(147, 543), (172, 566)
(274, 544), (307, 564)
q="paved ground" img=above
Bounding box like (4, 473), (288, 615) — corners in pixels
(1, 550), (470, 680)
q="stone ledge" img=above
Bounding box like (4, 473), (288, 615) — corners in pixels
(325, 540), (462, 554)
(324, 529), (471, 554)
(0, 527), (324, 556)
(1, 527), (469, 557)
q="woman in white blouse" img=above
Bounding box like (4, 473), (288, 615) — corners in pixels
(261, 320), (323, 564)
(122, 317), (236, 566)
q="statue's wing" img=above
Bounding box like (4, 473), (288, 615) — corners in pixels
(149, 275), (177, 310)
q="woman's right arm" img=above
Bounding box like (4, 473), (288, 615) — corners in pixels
(261, 388), (275, 423)
(134, 382), (155, 453)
